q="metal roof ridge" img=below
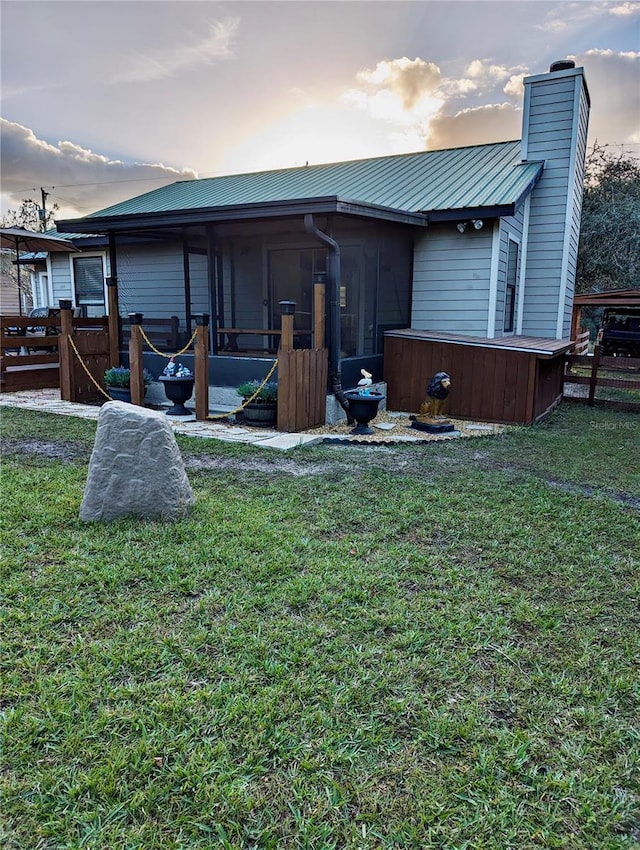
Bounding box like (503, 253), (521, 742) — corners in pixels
(176, 139), (524, 186)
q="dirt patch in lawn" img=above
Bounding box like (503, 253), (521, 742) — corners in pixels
(1, 439), (90, 463)
(184, 454), (333, 476)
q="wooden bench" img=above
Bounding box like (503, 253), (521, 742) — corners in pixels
(218, 327), (310, 353)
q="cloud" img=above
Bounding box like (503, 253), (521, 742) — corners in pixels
(575, 49), (640, 146)
(0, 119), (198, 218)
(504, 74), (525, 99)
(114, 18), (239, 83)
(343, 56), (526, 151)
(465, 60), (510, 83)
(536, 2), (609, 32)
(341, 48), (640, 155)
(428, 103), (522, 151)
(353, 57), (442, 109)
(535, 0), (637, 32)
(609, 2), (640, 14)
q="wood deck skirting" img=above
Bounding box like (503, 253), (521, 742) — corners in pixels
(383, 329), (569, 424)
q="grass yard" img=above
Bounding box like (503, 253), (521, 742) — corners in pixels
(1, 403), (639, 849)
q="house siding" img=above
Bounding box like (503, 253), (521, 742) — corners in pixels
(115, 244), (186, 322)
(50, 254), (73, 306)
(188, 252), (210, 316)
(520, 67), (589, 339)
(411, 223), (492, 335)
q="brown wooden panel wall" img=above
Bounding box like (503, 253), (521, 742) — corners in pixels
(277, 348), (328, 432)
(383, 336), (563, 424)
(69, 330), (111, 404)
(1, 365), (60, 393)
(533, 357), (565, 420)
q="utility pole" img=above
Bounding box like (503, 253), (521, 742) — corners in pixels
(39, 188), (49, 231)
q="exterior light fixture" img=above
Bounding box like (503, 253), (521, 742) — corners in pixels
(472, 219), (484, 230)
(456, 222), (467, 233)
(279, 300), (296, 315)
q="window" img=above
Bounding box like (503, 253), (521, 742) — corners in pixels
(73, 256), (105, 317)
(504, 239), (518, 333)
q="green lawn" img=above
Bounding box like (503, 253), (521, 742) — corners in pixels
(1, 403), (639, 849)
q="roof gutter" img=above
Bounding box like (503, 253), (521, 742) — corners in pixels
(303, 214), (354, 425)
(57, 197), (428, 235)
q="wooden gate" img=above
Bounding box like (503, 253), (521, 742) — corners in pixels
(59, 313), (111, 404)
(277, 348), (328, 432)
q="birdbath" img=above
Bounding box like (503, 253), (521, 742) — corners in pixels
(158, 375), (195, 416)
(344, 389), (383, 435)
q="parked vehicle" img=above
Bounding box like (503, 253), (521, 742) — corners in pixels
(597, 308), (640, 357)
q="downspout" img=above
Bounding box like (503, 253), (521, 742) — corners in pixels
(304, 214), (353, 423)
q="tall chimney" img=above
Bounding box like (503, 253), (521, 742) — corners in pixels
(519, 61), (590, 339)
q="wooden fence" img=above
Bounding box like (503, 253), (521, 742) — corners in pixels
(3, 288), (331, 431)
(0, 314), (61, 393)
(277, 348), (329, 432)
(58, 312), (111, 405)
(125, 310), (329, 430)
(1, 309), (111, 401)
(564, 345), (640, 409)
(572, 329), (590, 355)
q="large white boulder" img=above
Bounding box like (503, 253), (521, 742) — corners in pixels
(80, 401), (194, 522)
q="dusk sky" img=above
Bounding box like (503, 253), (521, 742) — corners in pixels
(1, 0), (638, 221)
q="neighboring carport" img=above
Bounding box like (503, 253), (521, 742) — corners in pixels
(571, 289), (640, 341)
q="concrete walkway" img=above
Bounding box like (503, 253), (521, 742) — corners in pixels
(1, 390), (505, 449)
(0, 389), (327, 451)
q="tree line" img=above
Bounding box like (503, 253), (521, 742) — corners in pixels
(576, 144), (640, 294)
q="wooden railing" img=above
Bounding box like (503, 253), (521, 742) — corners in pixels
(3, 281), (330, 431)
(571, 328), (590, 355)
(0, 312), (109, 395)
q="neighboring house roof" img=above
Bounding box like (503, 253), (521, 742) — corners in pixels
(574, 289), (640, 306)
(59, 140), (544, 233)
(17, 231), (108, 261)
(14, 251), (48, 263)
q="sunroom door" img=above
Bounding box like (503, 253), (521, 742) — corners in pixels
(268, 248), (325, 348)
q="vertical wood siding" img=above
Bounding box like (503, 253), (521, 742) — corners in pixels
(383, 334), (565, 424)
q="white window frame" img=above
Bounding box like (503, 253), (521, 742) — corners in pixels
(504, 234), (520, 336)
(68, 252), (107, 315)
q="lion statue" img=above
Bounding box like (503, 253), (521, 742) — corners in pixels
(416, 371), (451, 423)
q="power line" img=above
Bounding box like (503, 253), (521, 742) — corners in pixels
(9, 141), (639, 198)
(12, 173), (193, 195)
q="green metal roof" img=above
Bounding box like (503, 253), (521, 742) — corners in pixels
(79, 140), (542, 225)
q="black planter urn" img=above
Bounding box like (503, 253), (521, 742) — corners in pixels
(106, 386), (133, 404)
(344, 390), (383, 435)
(159, 375), (195, 416)
(241, 400), (277, 428)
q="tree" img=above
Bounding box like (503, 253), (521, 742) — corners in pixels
(0, 199), (60, 314)
(576, 144), (640, 294)
(0, 197), (60, 231)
